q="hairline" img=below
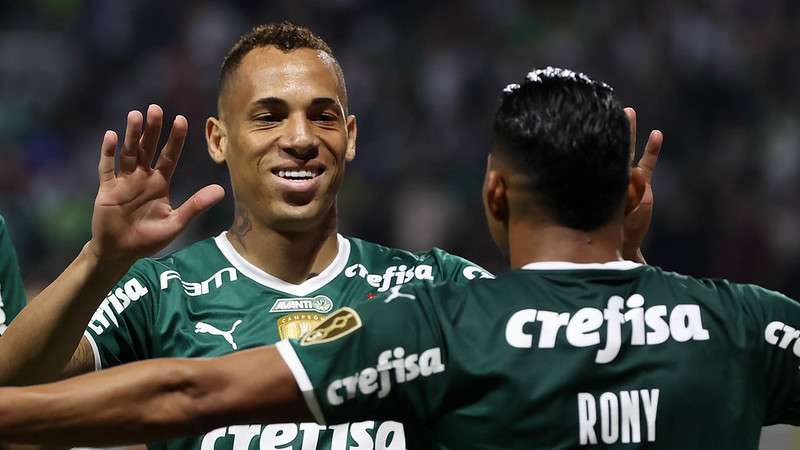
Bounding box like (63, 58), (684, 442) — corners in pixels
(217, 45), (349, 118)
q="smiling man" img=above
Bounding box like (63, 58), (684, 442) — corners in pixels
(13, 66), (800, 450)
(0, 24), (659, 450)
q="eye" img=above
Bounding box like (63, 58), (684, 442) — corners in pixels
(255, 114), (280, 123)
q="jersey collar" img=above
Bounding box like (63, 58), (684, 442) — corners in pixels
(521, 260), (642, 271)
(213, 232), (351, 296)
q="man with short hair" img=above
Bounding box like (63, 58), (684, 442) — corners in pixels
(0, 23), (659, 450)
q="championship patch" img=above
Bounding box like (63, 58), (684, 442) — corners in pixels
(299, 307), (362, 346)
(270, 295), (334, 314)
(277, 312), (326, 340)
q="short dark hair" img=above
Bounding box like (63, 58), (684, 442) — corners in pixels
(493, 67), (630, 231)
(218, 21), (348, 113)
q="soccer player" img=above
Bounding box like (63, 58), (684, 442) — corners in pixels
(0, 215), (26, 336)
(0, 26), (659, 450)
(0, 66), (793, 449)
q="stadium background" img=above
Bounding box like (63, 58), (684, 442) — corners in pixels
(0, 0), (799, 448)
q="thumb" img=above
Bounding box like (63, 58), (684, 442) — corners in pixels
(172, 184), (226, 228)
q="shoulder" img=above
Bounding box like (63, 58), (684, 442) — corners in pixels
(646, 265), (792, 304)
(344, 236), (492, 284)
(124, 235), (231, 287)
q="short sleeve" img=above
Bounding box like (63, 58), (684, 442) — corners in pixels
(746, 284), (800, 424)
(0, 217), (26, 334)
(426, 248), (494, 285)
(277, 282), (460, 426)
(83, 260), (158, 369)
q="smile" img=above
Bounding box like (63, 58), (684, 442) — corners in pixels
(272, 168), (324, 181)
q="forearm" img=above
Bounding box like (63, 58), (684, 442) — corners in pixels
(0, 244), (133, 385)
(623, 246), (646, 264)
(0, 359), (203, 446)
(0, 347), (308, 447)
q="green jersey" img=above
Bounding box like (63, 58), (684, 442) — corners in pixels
(282, 261), (800, 449)
(0, 214), (26, 334)
(84, 232), (491, 450)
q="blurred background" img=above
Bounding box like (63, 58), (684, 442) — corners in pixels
(0, 0), (799, 447)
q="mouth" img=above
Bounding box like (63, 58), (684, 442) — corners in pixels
(271, 167), (325, 182)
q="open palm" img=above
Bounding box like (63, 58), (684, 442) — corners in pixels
(89, 105), (224, 263)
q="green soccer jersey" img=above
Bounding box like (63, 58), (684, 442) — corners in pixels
(83, 232), (491, 450)
(282, 260), (800, 449)
(0, 214), (26, 334)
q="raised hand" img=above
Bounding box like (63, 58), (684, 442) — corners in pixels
(622, 107), (663, 263)
(88, 105), (225, 264)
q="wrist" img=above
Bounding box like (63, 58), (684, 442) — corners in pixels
(622, 246), (646, 264)
(81, 241), (137, 275)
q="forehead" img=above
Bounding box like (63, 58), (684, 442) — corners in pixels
(224, 46), (343, 112)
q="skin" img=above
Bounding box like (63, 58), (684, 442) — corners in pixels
(0, 108), (663, 446)
(206, 47), (356, 283)
(0, 45), (356, 386)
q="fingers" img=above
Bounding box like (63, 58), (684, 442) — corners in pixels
(172, 184), (226, 229)
(138, 104), (164, 168)
(154, 115), (188, 181)
(637, 130), (663, 183)
(98, 130), (118, 185)
(624, 107), (636, 160)
(120, 110), (144, 174)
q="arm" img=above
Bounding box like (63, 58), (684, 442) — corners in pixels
(621, 107), (663, 264)
(0, 105), (224, 385)
(0, 346), (309, 446)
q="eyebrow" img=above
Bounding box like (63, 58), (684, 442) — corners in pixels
(252, 97), (340, 110)
(253, 97), (287, 110)
(309, 97), (339, 110)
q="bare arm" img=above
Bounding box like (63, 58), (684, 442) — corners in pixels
(0, 105), (224, 385)
(0, 248), (128, 384)
(0, 346), (310, 447)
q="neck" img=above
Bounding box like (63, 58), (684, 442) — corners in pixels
(227, 205), (340, 284)
(507, 219), (624, 270)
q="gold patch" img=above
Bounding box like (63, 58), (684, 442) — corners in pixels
(277, 312), (326, 340)
(299, 307), (362, 346)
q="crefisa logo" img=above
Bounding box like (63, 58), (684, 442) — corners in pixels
(345, 264), (434, 292)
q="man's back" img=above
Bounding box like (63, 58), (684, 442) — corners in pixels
(285, 261), (800, 449)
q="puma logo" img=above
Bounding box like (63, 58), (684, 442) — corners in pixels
(384, 285), (416, 304)
(194, 320), (243, 350)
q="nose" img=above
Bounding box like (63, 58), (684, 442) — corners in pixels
(277, 113), (319, 160)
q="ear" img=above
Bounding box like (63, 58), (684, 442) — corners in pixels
(484, 168), (509, 223)
(625, 168), (646, 215)
(206, 117), (227, 164)
(345, 115), (357, 161)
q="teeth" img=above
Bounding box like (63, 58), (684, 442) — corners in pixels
(276, 169), (318, 180)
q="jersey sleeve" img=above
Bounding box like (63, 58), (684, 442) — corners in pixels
(276, 282), (463, 425)
(83, 259), (158, 369)
(744, 283), (800, 424)
(426, 247), (494, 285)
(0, 216), (26, 334)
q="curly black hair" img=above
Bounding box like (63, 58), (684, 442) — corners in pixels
(493, 67), (630, 231)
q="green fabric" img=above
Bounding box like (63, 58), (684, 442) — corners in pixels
(289, 263), (800, 449)
(84, 232), (490, 450)
(0, 214), (26, 334)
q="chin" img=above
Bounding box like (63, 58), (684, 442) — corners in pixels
(270, 201), (335, 232)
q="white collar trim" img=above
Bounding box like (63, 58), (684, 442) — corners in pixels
(521, 260), (642, 271)
(214, 232), (351, 296)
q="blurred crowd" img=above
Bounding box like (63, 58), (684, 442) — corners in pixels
(1, 0), (799, 297)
